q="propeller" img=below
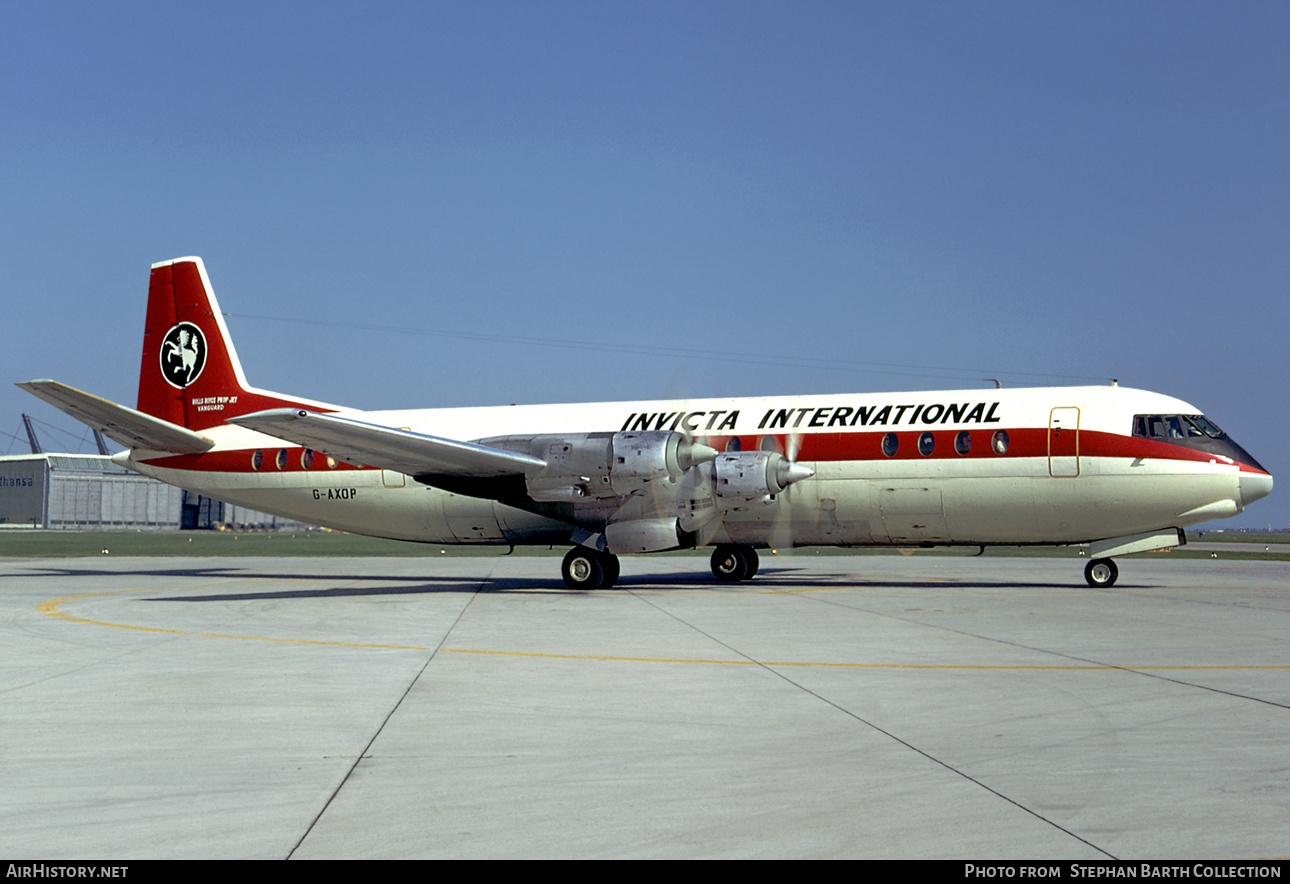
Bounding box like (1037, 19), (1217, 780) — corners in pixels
(765, 408), (814, 562)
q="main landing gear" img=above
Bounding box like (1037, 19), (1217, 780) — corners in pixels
(1084, 557), (1119, 588)
(561, 543), (765, 589)
(711, 544), (759, 583)
(561, 547), (620, 590)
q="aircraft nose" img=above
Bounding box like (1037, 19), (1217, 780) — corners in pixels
(1239, 471), (1273, 508)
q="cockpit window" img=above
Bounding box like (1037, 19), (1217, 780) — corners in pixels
(1131, 412), (1263, 473)
(1133, 414), (1224, 440)
(1187, 414), (1224, 437)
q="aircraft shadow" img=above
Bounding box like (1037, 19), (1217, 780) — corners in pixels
(19, 566), (1092, 600)
(163, 572), (1084, 601)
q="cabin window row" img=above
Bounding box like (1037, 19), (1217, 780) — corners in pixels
(881, 429), (1009, 457)
(248, 432), (1015, 469)
(250, 448), (340, 470)
(720, 430), (1010, 458)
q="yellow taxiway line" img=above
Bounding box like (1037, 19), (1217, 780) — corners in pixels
(38, 586), (1290, 671)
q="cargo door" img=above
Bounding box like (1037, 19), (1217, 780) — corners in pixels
(879, 487), (950, 542)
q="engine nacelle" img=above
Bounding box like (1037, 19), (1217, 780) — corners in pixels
(608, 431), (714, 496)
(605, 517), (685, 554)
(521, 431), (718, 502)
(712, 451), (813, 504)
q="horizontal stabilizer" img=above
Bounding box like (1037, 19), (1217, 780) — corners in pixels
(227, 409), (548, 478)
(16, 380), (215, 454)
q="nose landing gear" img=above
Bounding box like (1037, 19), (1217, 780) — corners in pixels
(1084, 558), (1119, 587)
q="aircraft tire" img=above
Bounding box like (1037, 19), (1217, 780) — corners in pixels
(562, 547), (615, 590)
(1084, 558), (1119, 588)
(711, 545), (754, 582)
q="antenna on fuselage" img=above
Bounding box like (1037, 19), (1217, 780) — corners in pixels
(986, 379), (1002, 389)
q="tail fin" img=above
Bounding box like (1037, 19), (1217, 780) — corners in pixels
(138, 258), (336, 430)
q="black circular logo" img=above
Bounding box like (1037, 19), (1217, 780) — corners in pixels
(159, 322), (207, 388)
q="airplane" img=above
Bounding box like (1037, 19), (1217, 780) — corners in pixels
(19, 257), (1273, 589)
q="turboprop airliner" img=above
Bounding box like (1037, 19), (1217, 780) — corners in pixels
(19, 257), (1272, 589)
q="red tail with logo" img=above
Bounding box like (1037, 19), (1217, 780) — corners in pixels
(137, 258), (334, 431)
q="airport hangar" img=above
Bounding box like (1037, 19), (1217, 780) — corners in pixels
(0, 452), (306, 531)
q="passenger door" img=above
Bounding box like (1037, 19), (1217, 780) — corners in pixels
(1048, 407), (1080, 478)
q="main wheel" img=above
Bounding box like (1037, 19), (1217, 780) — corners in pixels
(711, 545), (756, 582)
(562, 548), (619, 589)
(1084, 558), (1119, 588)
(602, 552), (620, 588)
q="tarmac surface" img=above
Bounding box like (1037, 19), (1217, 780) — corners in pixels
(1, 553), (1287, 859)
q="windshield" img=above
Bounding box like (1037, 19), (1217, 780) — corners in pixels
(1134, 414), (1224, 440)
(1131, 412), (1264, 472)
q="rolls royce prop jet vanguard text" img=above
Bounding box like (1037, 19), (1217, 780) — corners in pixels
(20, 258), (1272, 589)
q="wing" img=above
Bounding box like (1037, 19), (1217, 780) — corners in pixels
(226, 408), (546, 479)
(227, 410), (813, 558)
(16, 380), (214, 454)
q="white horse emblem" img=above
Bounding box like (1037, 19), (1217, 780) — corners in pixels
(160, 323), (206, 388)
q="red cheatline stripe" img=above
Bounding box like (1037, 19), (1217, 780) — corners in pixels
(140, 428), (1266, 475)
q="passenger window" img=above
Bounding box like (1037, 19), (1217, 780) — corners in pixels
(918, 432), (934, 456)
(881, 433), (898, 457)
(991, 430), (1009, 454)
(955, 431), (972, 455)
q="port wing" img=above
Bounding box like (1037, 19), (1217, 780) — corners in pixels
(227, 408), (546, 478)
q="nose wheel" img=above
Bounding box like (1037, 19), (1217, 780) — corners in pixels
(562, 548), (620, 589)
(1084, 558), (1118, 587)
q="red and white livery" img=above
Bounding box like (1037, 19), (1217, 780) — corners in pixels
(20, 258), (1273, 589)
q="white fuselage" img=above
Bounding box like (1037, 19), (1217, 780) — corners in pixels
(119, 384), (1257, 549)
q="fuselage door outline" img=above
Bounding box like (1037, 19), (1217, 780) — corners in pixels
(1049, 406), (1080, 478)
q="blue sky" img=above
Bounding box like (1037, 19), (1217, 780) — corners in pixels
(3, 1), (1287, 530)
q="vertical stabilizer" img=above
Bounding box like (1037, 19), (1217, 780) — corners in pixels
(136, 258), (336, 430)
